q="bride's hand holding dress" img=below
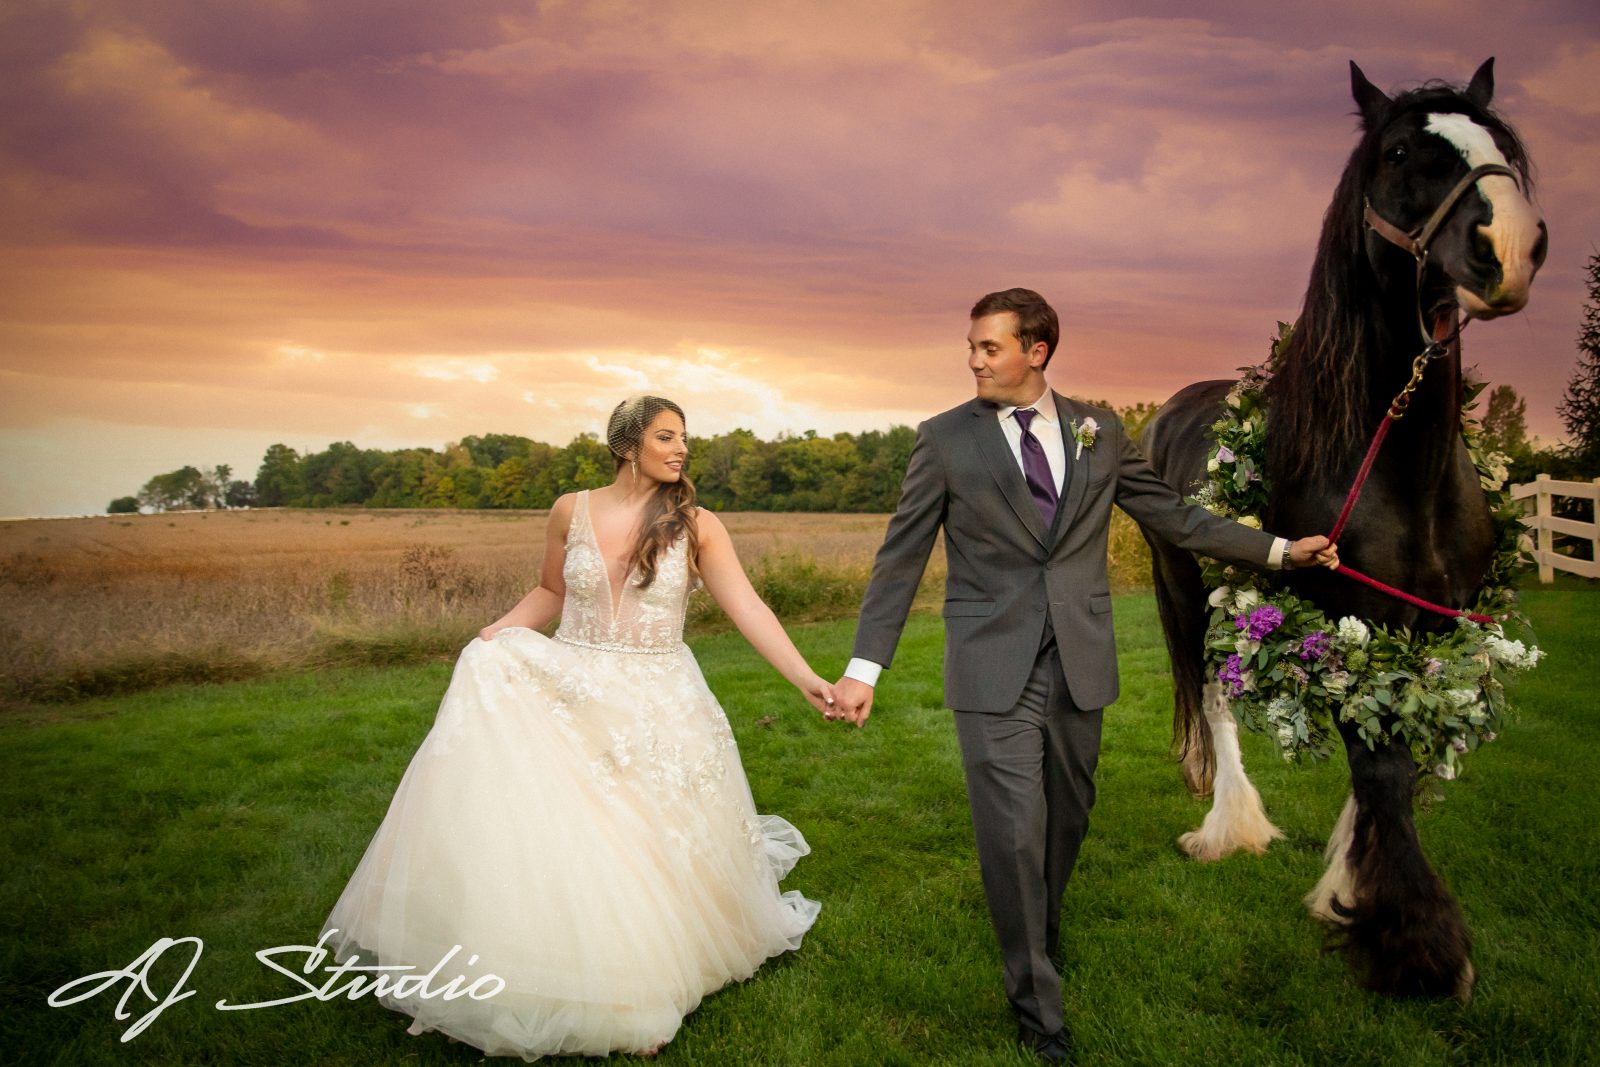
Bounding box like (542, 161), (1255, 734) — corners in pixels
(477, 492), (576, 643)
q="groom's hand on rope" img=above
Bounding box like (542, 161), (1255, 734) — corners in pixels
(831, 677), (875, 727)
(1289, 535), (1339, 569)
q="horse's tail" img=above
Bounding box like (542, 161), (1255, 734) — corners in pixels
(1139, 384), (1233, 799)
(1148, 534), (1215, 796)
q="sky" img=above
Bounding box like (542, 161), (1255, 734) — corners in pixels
(2, 1), (1597, 518)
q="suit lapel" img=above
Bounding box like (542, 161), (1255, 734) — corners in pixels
(970, 401), (1050, 548)
(1052, 392), (1093, 547)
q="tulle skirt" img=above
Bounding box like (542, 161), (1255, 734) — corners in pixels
(320, 627), (819, 1058)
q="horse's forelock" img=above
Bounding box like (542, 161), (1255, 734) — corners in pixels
(1390, 84), (1535, 190)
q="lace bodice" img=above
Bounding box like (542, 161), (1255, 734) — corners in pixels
(556, 490), (696, 653)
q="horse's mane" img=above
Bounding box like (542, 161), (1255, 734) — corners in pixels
(1265, 82), (1534, 486)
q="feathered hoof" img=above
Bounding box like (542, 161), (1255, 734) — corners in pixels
(1177, 777), (1283, 861)
(1177, 813), (1283, 861)
(1325, 891), (1476, 1000)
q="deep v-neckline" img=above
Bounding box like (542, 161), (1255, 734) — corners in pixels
(581, 490), (638, 620)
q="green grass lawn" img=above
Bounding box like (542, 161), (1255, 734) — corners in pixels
(3, 584), (1596, 1066)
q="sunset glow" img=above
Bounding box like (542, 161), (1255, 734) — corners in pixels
(3, 1), (1597, 516)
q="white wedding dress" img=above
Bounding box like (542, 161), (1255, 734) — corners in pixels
(321, 491), (820, 1058)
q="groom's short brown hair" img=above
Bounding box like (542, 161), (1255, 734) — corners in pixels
(970, 288), (1059, 368)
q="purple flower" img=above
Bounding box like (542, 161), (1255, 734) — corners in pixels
(1216, 446), (1236, 464)
(1245, 605), (1284, 640)
(1299, 630), (1330, 661)
(1218, 654), (1246, 697)
(1235, 614), (1248, 631)
(1288, 663), (1309, 685)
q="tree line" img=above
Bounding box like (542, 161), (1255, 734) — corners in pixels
(108, 401), (1167, 515)
(111, 424), (930, 515)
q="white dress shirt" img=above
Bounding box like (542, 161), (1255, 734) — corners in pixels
(843, 388), (1288, 688)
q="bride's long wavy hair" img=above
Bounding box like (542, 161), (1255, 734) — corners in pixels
(606, 395), (699, 589)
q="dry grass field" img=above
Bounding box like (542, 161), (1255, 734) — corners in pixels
(0, 506), (1153, 702)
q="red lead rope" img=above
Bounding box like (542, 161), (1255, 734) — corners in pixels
(1319, 318), (1495, 625)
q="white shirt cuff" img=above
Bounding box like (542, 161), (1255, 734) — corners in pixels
(1267, 536), (1290, 569)
(844, 657), (882, 687)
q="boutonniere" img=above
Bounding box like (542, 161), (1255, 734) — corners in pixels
(1071, 417), (1098, 460)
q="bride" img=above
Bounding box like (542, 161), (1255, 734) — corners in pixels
(320, 395), (829, 1059)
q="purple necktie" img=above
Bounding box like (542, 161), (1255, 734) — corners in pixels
(1013, 408), (1058, 527)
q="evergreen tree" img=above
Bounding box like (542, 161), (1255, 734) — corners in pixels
(1557, 252), (1600, 473)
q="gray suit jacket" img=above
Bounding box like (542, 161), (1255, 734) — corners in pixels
(852, 391), (1274, 712)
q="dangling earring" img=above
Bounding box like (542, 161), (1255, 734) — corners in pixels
(631, 458), (639, 482)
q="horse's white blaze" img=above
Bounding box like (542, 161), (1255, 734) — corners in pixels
(1177, 681), (1283, 861)
(1305, 793), (1358, 923)
(1425, 112), (1542, 314)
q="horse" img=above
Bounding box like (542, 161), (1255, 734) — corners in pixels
(1140, 58), (1547, 1000)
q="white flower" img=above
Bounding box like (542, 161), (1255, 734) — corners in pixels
(1207, 455), (1220, 472)
(1235, 588), (1260, 610)
(1452, 737), (1469, 754)
(1324, 670), (1351, 695)
(1239, 669), (1256, 693)
(1479, 450), (1510, 492)
(1446, 688), (1478, 708)
(1335, 616), (1370, 648)
(1484, 636), (1543, 670)
(1434, 762), (1457, 781)
(1208, 585), (1233, 609)
(1484, 730), (1497, 742)
(1241, 419), (1254, 433)
(1237, 514), (1262, 529)
(1235, 637), (1260, 657)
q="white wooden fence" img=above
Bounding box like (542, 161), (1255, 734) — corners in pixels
(1510, 474), (1600, 582)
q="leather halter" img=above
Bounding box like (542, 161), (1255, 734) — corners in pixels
(1362, 162), (1519, 348)
(1326, 161), (1521, 626)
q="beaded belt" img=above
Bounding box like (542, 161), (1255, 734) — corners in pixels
(554, 634), (687, 655)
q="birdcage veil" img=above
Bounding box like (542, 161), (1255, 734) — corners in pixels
(606, 395), (684, 463)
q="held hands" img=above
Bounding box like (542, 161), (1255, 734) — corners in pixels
(798, 675), (838, 717)
(1289, 535), (1339, 569)
(828, 676), (875, 728)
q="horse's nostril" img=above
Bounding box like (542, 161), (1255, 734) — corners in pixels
(1473, 231), (1495, 265)
(1532, 222), (1549, 268)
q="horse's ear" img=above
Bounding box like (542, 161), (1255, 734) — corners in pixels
(1466, 57), (1495, 108)
(1350, 61), (1391, 127)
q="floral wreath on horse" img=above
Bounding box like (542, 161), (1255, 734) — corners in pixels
(1188, 322), (1542, 780)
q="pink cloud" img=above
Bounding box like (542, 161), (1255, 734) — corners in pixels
(0, 1), (1593, 516)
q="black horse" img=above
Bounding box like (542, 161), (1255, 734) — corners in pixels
(1142, 59), (1546, 999)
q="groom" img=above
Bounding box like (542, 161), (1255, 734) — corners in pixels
(830, 288), (1334, 1061)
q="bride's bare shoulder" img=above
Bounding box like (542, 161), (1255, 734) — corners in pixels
(547, 493), (578, 538)
(694, 507), (732, 547)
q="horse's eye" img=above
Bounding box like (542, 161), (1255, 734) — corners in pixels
(1384, 144), (1409, 165)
